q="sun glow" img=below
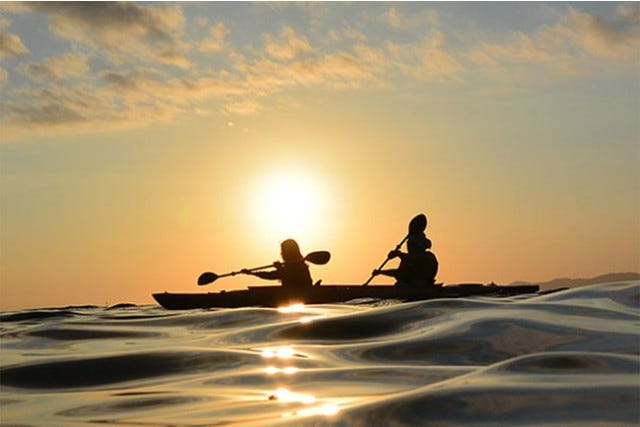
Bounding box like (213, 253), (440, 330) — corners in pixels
(271, 387), (316, 404)
(278, 303), (306, 313)
(250, 171), (326, 242)
(260, 346), (299, 359)
(264, 366), (300, 375)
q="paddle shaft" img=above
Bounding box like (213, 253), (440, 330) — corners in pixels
(363, 234), (409, 286)
(218, 251), (329, 279)
(198, 251), (331, 286)
(215, 263), (275, 280)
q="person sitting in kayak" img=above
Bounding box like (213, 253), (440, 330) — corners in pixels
(242, 239), (313, 292)
(371, 234), (438, 287)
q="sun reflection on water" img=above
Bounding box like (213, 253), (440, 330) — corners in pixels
(299, 315), (325, 323)
(260, 346), (299, 359)
(271, 387), (316, 404)
(295, 403), (341, 417)
(278, 303), (328, 323)
(264, 366), (299, 375)
(278, 303), (306, 313)
(258, 342), (341, 419)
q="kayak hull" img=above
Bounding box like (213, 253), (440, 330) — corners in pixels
(152, 284), (540, 310)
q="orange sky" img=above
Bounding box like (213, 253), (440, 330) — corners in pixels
(1, 3), (639, 310)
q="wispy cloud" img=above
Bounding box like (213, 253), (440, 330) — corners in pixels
(15, 2), (191, 67)
(555, 7), (640, 59)
(0, 28), (29, 59)
(1, 4), (637, 141)
(2, 84), (97, 130)
(199, 22), (229, 53)
(420, 33), (463, 79)
(0, 67), (7, 88)
(384, 32), (463, 81)
(469, 6), (640, 75)
(382, 7), (439, 30)
(617, 3), (640, 24)
(264, 26), (313, 61)
(22, 53), (90, 81)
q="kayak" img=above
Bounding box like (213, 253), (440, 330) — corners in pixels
(152, 283), (540, 310)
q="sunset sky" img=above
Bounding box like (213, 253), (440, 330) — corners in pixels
(1, 2), (639, 310)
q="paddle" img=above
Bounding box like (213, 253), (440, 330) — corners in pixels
(362, 213), (427, 286)
(197, 251), (331, 286)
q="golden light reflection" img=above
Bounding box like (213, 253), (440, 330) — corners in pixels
(260, 345), (298, 359)
(296, 403), (341, 417)
(264, 366), (299, 375)
(280, 400), (342, 418)
(299, 315), (325, 323)
(272, 387), (316, 404)
(278, 303), (306, 313)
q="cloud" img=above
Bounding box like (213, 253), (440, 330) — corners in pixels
(384, 32), (464, 81)
(101, 69), (247, 111)
(223, 99), (263, 115)
(6, 103), (87, 126)
(23, 53), (90, 81)
(15, 2), (191, 67)
(470, 33), (556, 68)
(265, 26), (312, 60)
(549, 8), (640, 59)
(293, 52), (378, 87)
(0, 66), (252, 141)
(385, 8), (404, 29)
(469, 7), (640, 74)
(240, 25), (389, 93)
(330, 27), (366, 43)
(241, 43), (386, 95)
(2, 3), (637, 142)
(1, 84), (99, 133)
(0, 29), (29, 59)
(420, 33), (463, 78)
(0, 67), (7, 88)
(199, 22), (229, 52)
(616, 3), (640, 24)
(383, 7), (438, 30)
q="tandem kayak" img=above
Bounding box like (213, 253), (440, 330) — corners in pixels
(152, 283), (540, 310)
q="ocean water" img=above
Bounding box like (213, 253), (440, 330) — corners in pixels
(1, 281), (638, 426)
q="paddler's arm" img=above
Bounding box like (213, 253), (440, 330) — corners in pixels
(371, 268), (399, 279)
(388, 250), (408, 261)
(242, 269), (281, 280)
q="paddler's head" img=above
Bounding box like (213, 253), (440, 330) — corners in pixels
(281, 239), (304, 262)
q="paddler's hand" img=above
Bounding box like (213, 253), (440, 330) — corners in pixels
(371, 269), (380, 276)
(241, 269), (251, 274)
(274, 261), (283, 269)
(388, 250), (400, 259)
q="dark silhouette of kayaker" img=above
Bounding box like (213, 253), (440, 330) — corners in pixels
(372, 234), (438, 287)
(242, 239), (313, 292)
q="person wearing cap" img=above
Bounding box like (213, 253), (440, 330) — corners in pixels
(371, 233), (438, 287)
(242, 239), (313, 292)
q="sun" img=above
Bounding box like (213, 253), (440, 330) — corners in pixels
(251, 171), (325, 242)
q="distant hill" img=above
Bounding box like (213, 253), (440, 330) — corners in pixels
(511, 272), (640, 291)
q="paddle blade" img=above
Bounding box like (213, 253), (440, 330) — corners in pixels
(408, 213), (427, 234)
(197, 272), (219, 286)
(305, 251), (331, 265)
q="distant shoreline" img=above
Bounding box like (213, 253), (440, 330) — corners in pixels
(511, 272), (640, 291)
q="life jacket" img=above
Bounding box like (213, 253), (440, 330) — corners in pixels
(396, 251), (438, 287)
(276, 260), (313, 291)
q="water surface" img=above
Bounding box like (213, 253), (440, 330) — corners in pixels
(1, 281), (638, 426)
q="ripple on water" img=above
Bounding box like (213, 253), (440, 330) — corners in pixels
(320, 352), (640, 427)
(0, 282), (638, 426)
(0, 350), (261, 390)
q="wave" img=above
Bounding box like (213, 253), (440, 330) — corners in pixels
(0, 281), (638, 426)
